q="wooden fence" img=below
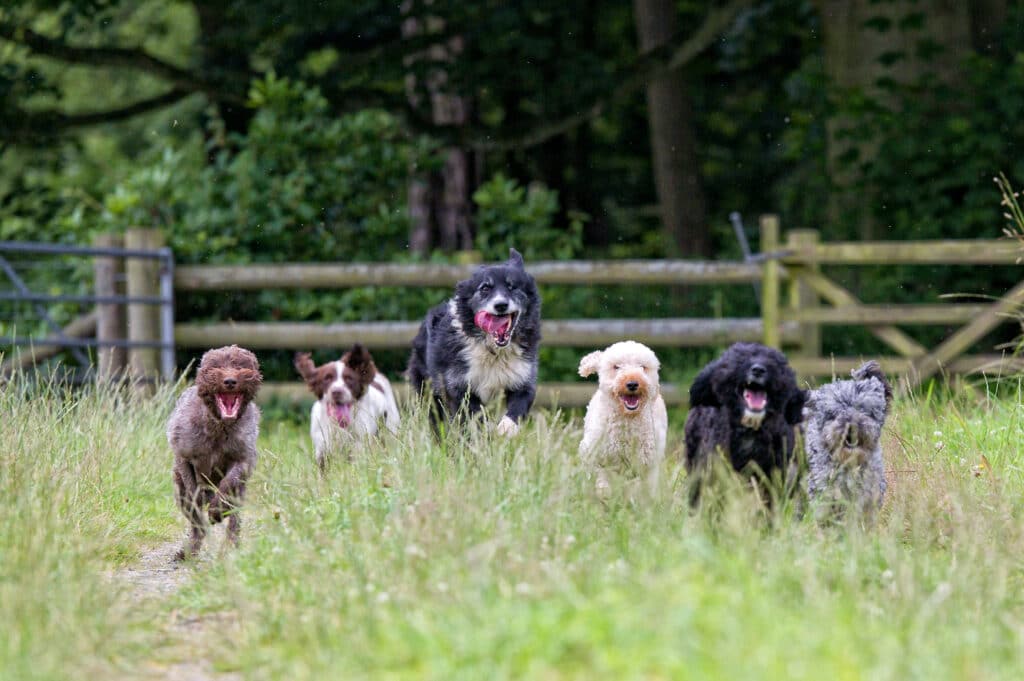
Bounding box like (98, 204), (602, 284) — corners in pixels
(171, 218), (792, 407)
(767, 227), (1024, 391)
(15, 219), (1018, 406)
(167, 216), (1024, 405)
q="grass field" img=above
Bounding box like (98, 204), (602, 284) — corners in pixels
(3, 376), (1024, 680)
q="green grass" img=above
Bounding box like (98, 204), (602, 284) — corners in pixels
(4, 377), (1024, 680)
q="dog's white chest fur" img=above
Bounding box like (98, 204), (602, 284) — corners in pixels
(460, 340), (531, 404)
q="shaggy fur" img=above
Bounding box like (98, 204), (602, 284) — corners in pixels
(407, 248), (541, 436)
(805, 361), (892, 522)
(167, 345), (262, 560)
(684, 342), (807, 496)
(294, 344), (401, 471)
(578, 341), (668, 496)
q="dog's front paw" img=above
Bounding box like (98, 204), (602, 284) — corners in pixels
(208, 494), (226, 524)
(496, 416), (520, 437)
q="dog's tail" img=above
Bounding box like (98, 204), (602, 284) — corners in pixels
(852, 360), (893, 405)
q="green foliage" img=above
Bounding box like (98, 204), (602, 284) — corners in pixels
(472, 173), (586, 261)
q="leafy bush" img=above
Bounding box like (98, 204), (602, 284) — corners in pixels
(473, 173), (585, 261)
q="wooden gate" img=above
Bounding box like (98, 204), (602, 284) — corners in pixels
(760, 222), (1024, 388)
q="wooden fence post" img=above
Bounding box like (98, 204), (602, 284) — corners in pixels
(760, 214), (780, 348)
(786, 229), (821, 361)
(125, 228), (163, 393)
(92, 232), (126, 381)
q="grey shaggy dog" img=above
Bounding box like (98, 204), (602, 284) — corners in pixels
(805, 361), (892, 522)
(167, 345), (263, 560)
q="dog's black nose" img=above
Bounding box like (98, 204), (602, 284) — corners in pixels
(626, 381), (639, 392)
(223, 377), (237, 389)
(493, 301), (508, 314)
(750, 363), (766, 378)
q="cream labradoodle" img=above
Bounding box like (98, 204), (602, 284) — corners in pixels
(578, 340), (667, 496)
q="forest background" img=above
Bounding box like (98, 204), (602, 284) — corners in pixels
(2, 0), (1022, 384)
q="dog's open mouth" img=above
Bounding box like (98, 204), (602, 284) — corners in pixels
(742, 385), (767, 412)
(620, 394), (641, 411)
(215, 393), (242, 419)
(329, 402), (353, 428)
(474, 310), (518, 347)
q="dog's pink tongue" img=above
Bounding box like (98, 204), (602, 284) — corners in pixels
(330, 403), (352, 427)
(743, 389), (767, 410)
(474, 311), (512, 335)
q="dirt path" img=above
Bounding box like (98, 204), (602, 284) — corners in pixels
(114, 535), (242, 681)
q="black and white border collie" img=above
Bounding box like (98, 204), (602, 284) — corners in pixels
(294, 344), (400, 470)
(407, 248), (541, 436)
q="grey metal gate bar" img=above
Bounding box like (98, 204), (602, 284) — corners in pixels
(0, 239), (175, 381)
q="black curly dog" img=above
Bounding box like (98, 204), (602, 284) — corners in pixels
(684, 342), (807, 502)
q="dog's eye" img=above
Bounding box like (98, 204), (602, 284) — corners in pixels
(507, 280), (517, 290)
(479, 282), (492, 292)
(613, 365), (620, 370)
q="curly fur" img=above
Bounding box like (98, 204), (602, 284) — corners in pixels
(805, 361), (892, 522)
(578, 341), (668, 496)
(684, 342), (807, 495)
(167, 345), (262, 560)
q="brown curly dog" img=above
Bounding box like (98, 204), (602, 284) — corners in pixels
(166, 345), (262, 561)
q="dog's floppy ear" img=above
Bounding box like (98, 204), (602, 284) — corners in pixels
(344, 343), (376, 378)
(454, 275), (476, 300)
(784, 388), (809, 425)
(508, 248), (525, 268)
(294, 352), (316, 382)
(688, 360), (721, 407)
(578, 350), (602, 378)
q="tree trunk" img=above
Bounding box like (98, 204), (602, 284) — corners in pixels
(970, 0), (1008, 54)
(815, 0), (971, 239)
(194, 3), (252, 139)
(402, 2), (475, 255)
(633, 0), (710, 257)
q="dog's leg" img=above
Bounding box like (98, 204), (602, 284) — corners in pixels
(498, 385), (536, 436)
(316, 447), (328, 476)
(226, 510), (242, 547)
(210, 457), (253, 527)
(173, 462), (207, 561)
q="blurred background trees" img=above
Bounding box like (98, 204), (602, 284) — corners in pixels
(2, 0), (1024, 379)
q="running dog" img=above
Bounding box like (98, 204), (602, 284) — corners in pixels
(167, 345), (262, 560)
(407, 248), (541, 436)
(805, 361), (892, 523)
(684, 342), (807, 502)
(294, 343), (401, 471)
(578, 341), (668, 496)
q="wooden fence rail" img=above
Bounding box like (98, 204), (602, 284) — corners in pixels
(175, 259), (762, 290)
(175, 319), (801, 350)
(763, 229), (1024, 391)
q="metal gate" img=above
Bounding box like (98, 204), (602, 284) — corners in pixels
(0, 239), (175, 380)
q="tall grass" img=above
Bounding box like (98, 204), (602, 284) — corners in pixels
(4, 376), (1024, 679)
(0, 377), (178, 680)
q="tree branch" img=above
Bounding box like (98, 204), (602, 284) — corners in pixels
(0, 20), (246, 105)
(463, 0), (755, 152)
(3, 88), (194, 140)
